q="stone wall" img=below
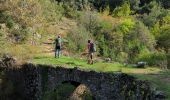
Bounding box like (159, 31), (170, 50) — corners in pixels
(0, 57), (165, 100)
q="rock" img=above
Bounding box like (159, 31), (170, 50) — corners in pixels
(0, 54), (16, 68)
(136, 61), (147, 68)
(69, 84), (91, 100)
(104, 58), (111, 63)
(154, 91), (166, 100)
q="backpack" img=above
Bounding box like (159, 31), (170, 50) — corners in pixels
(55, 38), (61, 46)
(90, 43), (96, 52)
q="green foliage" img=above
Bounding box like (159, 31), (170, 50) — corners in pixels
(43, 83), (76, 100)
(156, 0), (170, 9)
(0, 0), (169, 67)
(141, 1), (167, 28)
(78, 11), (100, 33)
(67, 26), (90, 52)
(112, 2), (131, 17)
(157, 30), (170, 51)
(96, 34), (110, 57)
(40, 0), (65, 21)
(63, 4), (79, 18)
(151, 12), (170, 52)
(116, 18), (135, 34)
(100, 20), (113, 31)
(136, 50), (167, 67)
(127, 21), (156, 51)
(6, 16), (15, 29)
(102, 6), (110, 15)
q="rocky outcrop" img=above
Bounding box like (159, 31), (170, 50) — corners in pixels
(69, 84), (92, 100)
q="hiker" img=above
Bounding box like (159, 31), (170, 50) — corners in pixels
(87, 40), (96, 64)
(54, 35), (62, 58)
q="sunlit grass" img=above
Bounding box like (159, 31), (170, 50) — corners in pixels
(32, 55), (161, 74)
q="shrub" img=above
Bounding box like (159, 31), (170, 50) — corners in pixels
(140, 1), (166, 28)
(67, 26), (91, 53)
(112, 2), (131, 17)
(99, 20), (113, 31)
(63, 3), (79, 18)
(117, 52), (128, 63)
(3, 44), (42, 64)
(116, 18), (135, 34)
(6, 16), (15, 29)
(78, 11), (100, 34)
(126, 21), (156, 51)
(136, 50), (167, 68)
(157, 30), (170, 52)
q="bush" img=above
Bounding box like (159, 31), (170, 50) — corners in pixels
(157, 29), (170, 51)
(136, 50), (167, 68)
(78, 11), (100, 34)
(126, 21), (156, 51)
(116, 18), (135, 34)
(6, 16), (15, 29)
(99, 20), (113, 31)
(112, 2), (131, 17)
(3, 44), (42, 64)
(140, 1), (166, 28)
(63, 3), (79, 18)
(67, 26), (91, 53)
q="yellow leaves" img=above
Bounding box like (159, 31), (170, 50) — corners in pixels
(163, 15), (170, 24)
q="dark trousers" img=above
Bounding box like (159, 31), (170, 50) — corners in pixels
(55, 46), (61, 58)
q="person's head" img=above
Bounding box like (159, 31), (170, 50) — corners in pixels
(88, 40), (91, 43)
(58, 34), (61, 38)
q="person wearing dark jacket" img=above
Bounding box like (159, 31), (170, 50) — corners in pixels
(54, 35), (62, 58)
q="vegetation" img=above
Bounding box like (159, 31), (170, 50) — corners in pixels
(0, 0), (169, 66)
(43, 83), (76, 100)
(33, 55), (161, 73)
(0, 0), (170, 99)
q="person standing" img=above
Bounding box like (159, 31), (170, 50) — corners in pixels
(87, 40), (96, 64)
(55, 35), (62, 58)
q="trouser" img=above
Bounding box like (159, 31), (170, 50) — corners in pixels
(55, 46), (61, 58)
(55, 49), (61, 58)
(88, 52), (94, 64)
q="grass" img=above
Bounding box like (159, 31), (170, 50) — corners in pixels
(32, 55), (161, 73)
(32, 55), (170, 99)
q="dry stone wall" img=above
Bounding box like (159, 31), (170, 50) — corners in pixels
(0, 57), (166, 100)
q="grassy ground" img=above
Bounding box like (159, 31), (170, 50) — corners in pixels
(32, 55), (161, 73)
(32, 55), (170, 99)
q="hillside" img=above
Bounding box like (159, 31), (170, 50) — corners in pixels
(0, 0), (169, 66)
(0, 0), (170, 99)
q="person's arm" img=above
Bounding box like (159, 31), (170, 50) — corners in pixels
(85, 44), (89, 53)
(53, 39), (56, 44)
